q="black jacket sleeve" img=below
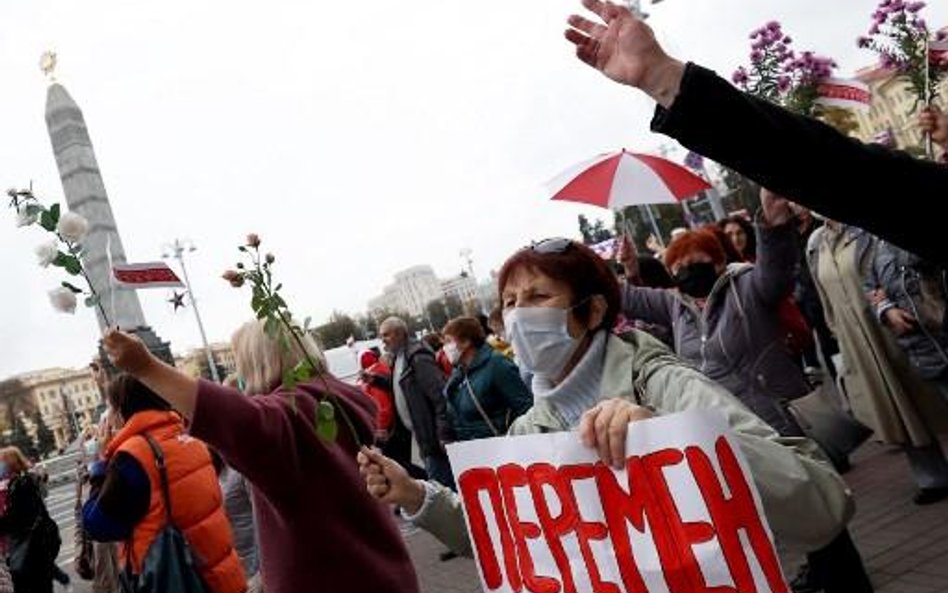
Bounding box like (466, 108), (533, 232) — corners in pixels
(651, 63), (948, 266)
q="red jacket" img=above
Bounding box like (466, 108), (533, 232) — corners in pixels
(359, 360), (395, 433)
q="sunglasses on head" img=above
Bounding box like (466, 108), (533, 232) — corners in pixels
(527, 237), (574, 254)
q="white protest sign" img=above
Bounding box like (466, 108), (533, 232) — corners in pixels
(446, 409), (789, 593)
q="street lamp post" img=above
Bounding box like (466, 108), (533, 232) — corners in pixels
(163, 239), (221, 383)
(459, 248), (486, 314)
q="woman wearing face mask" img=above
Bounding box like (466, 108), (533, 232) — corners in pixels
(441, 317), (532, 442)
(359, 236), (868, 592)
(618, 189), (809, 438)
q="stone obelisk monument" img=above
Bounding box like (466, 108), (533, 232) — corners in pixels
(41, 52), (172, 363)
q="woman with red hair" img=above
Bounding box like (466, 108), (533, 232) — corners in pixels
(619, 189), (809, 438)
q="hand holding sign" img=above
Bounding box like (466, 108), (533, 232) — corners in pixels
(580, 398), (654, 468)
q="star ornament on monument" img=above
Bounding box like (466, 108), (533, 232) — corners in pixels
(168, 291), (187, 312)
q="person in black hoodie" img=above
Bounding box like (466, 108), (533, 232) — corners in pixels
(0, 447), (61, 593)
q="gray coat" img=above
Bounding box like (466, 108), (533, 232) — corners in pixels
(412, 331), (852, 554)
(395, 340), (451, 457)
(866, 241), (948, 381)
(623, 222), (808, 436)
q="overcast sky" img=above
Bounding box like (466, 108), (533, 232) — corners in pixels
(2, 0), (945, 377)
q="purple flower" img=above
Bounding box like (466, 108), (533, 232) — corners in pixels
(732, 68), (750, 85)
(750, 49), (764, 64)
(783, 36), (793, 44)
(766, 21), (781, 32)
(777, 76), (792, 92)
(869, 23), (880, 34)
(906, 1), (925, 12)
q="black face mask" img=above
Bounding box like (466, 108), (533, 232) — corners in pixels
(675, 262), (719, 298)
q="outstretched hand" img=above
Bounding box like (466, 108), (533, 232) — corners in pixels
(565, 0), (685, 107)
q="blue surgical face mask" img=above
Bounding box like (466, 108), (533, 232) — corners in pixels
(503, 306), (585, 380)
(0, 461), (9, 479)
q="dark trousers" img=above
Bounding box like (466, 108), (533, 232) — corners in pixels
(807, 529), (873, 593)
(425, 452), (456, 492)
(381, 419), (427, 481)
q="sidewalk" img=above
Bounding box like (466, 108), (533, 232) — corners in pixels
(403, 439), (948, 593)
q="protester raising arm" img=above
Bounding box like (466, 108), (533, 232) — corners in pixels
(565, 0), (948, 265)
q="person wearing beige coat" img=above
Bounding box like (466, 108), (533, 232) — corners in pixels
(807, 222), (948, 505)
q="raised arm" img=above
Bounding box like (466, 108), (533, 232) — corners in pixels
(749, 189), (798, 305)
(103, 330), (198, 419)
(565, 0), (948, 265)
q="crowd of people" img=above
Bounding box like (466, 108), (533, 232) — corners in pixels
(2, 1), (948, 592)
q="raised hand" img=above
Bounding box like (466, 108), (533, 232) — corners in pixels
(103, 329), (154, 375)
(760, 188), (793, 227)
(565, 0), (684, 107)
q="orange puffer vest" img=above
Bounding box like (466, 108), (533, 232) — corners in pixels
(105, 410), (246, 593)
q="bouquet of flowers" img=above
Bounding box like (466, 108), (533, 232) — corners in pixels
(858, 0), (947, 111)
(222, 234), (358, 444)
(8, 186), (110, 325)
(733, 22), (856, 133)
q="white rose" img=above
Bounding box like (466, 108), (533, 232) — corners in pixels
(35, 240), (60, 268)
(48, 287), (78, 314)
(57, 211), (89, 243)
(16, 207), (38, 227)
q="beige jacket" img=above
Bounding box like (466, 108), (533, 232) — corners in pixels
(411, 331), (854, 553)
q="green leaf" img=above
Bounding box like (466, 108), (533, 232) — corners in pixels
(304, 316), (312, 331)
(316, 414), (338, 442)
(275, 283), (283, 292)
(264, 315), (279, 337)
(61, 281), (83, 294)
(236, 263), (244, 270)
(282, 367), (298, 390)
(318, 399), (335, 421)
(53, 253), (82, 275)
(49, 203), (60, 224)
(24, 204), (43, 218)
(84, 295), (100, 308)
(292, 359), (315, 383)
(63, 255), (82, 276)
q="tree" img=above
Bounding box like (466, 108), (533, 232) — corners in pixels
(617, 205), (688, 253)
(33, 411), (56, 459)
(314, 311), (363, 350)
(425, 300), (450, 333)
(7, 404), (38, 461)
(578, 214), (615, 245)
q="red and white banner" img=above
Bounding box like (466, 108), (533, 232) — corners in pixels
(446, 410), (788, 593)
(815, 78), (871, 113)
(590, 237), (618, 260)
(112, 262), (184, 289)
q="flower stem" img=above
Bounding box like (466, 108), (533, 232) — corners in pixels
(61, 236), (112, 328)
(253, 251), (363, 448)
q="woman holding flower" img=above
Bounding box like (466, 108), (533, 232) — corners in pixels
(102, 233), (419, 593)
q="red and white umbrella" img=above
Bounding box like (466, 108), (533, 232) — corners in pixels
(547, 150), (711, 208)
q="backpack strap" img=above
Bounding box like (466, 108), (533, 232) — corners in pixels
(140, 433), (174, 526)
